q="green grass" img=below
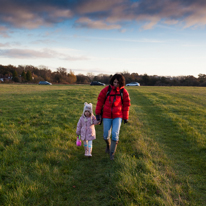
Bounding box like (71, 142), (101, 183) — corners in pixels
(0, 85), (206, 205)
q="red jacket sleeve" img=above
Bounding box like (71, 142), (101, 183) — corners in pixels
(122, 88), (131, 120)
(95, 86), (109, 115)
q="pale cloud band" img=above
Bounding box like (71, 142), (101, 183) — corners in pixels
(0, 48), (89, 61)
(0, 0), (206, 34)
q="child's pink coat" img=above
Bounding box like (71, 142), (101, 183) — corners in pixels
(76, 114), (99, 141)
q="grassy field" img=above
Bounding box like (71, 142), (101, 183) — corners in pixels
(0, 84), (205, 206)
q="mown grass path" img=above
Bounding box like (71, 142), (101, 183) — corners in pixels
(0, 85), (205, 205)
(128, 87), (206, 205)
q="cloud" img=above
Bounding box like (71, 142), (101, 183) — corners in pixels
(62, 55), (89, 61)
(0, 48), (89, 61)
(75, 0), (121, 14)
(0, 42), (10, 47)
(1, 0), (206, 31)
(141, 17), (160, 30)
(0, 49), (54, 58)
(0, 0), (72, 29)
(30, 39), (57, 45)
(164, 19), (179, 25)
(183, 3), (206, 28)
(71, 67), (109, 75)
(136, 0), (206, 28)
(0, 26), (10, 37)
(74, 17), (121, 30)
(73, 35), (164, 43)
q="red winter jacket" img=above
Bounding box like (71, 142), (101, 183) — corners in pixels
(95, 85), (131, 120)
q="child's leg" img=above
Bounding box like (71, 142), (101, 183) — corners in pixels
(88, 140), (93, 157)
(84, 140), (89, 156)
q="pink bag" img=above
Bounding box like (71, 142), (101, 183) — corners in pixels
(76, 136), (81, 146)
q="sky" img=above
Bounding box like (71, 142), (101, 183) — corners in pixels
(0, 0), (206, 77)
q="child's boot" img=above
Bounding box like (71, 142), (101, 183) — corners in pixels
(110, 140), (118, 160)
(104, 139), (111, 154)
(84, 145), (89, 156)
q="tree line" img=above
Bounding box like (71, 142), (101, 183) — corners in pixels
(0, 65), (76, 84)
(0, 64), (206, 86)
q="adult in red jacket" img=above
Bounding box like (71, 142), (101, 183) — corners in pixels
(95, 74), (131, 160)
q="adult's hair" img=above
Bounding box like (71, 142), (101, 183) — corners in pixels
(109, 73), (125, 88)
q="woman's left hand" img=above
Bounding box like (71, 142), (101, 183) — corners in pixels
(124, 119), (128, 124)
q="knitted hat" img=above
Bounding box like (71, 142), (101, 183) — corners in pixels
(83, 102), (93, 116)
(83, 102), (93, 124)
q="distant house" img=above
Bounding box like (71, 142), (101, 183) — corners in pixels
(32, 73), (38, 80)
(0, 74), (12, 82)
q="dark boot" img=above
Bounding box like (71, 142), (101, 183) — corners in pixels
(110, 140), (118, 160)
(104, 139), (111, 154)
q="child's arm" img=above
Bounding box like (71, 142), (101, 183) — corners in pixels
(76, 117), (82, 135)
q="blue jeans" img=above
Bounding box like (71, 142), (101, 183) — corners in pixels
(103, 118), (122, 141)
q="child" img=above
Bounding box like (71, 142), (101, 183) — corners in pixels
(76, 102), (99, 157)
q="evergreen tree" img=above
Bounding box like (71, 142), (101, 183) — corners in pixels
(12, 70), (19, 82)
(26, 71), (32, 81)
(13, 70), (18, 78)
(21, 70), (26, 81)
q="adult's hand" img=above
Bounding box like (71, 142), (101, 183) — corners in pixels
(124, 119), (128, 124)
(96, 115), (101, 121)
